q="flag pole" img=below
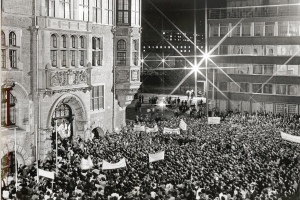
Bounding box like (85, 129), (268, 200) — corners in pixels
(14, 128), (17, 191)
(35, 125), (39, 183)
(55, 120), (58, 174)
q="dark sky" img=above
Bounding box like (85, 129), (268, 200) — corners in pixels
(142, 0), (226, 42)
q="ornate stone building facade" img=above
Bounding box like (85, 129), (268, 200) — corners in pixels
(1, 0), (141, 175)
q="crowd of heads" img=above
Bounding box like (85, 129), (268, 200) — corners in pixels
(1, 110), (300, 200)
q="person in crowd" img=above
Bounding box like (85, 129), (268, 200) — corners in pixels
(2, 110), (300, 200)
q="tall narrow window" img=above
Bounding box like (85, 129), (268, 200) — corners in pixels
(90, 85), (104, 110)
(93, 0), (102, 23)
(117, 0), (129, 25)
(254, 22), (264, 36)
(71, 35), (76, 48)
(1, 31), (5, 46)
(79, 0), (89, 21)
(1, 50), (5, 69)
(51, 34), (58, 67)
(61, 50), (67, 67)
(117, 39), (126, 65)
(80, 36), (85, 48)
(131, 0), (140, 26)
(71, 51), (76, 66)
(80, 50), (85, 66)
(9, 32), (16, 46)
(104, 0), (113, 24)
(48, 0), (56, 17)
(132, 39), (139, 66)
(60, 0), (71, 19)
(51, 34), (57, 48)
(92, 37), (103, 66)
(265, 22), (275, 36)
(9, 50), (17, 69)
(1, 88), (17, 127)
(242, 23), (251, 36)
(62, 35), (67, 48)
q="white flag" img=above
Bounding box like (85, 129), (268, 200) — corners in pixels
(38, 169), (55, 180)
(102, 158), (127, 170)
(80, 156), (94, 170)
(149, 151), (165, 163)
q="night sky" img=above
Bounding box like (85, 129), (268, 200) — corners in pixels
(142, 0), (226, 42)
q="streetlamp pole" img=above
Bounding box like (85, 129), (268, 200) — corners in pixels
(205, 0), (209, 117)
(194, 0), (197, 110)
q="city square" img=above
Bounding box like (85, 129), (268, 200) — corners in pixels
(1, 0), (300, 199)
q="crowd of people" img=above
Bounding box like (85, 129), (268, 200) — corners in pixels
(2, 110), (300, 200)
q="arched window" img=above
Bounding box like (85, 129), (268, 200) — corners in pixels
(117, 39), (126, 50)
(80, 36), (85, 48)
(71, 35), (76, 48)
(9, 32), (16, 46)
(62, 35), (67, 48)
(92, 37), (103, 66)
(51, 34), (57, 48)
(1, 31), (5, 46)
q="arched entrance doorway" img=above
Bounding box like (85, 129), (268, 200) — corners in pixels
(51, 103), (74, 139)
(1, 152), (17, 180)
(92, 127), (105, 139)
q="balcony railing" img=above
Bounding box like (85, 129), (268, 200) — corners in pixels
(209, 5), (300, 19)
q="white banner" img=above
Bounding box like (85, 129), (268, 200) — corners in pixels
(102, 158), (127, 170)
(281, 132), (300, 144)
(133, 125), (145, 132)
(38, 169), (55, 180)
(179, 119), (187, 131)
(56, 122), (71, 138)
(208, 117), (220, 124)
(80, 156), (94, 170)
(146, 125), (158, 133)
(163, 127), (180, 134)
(149, 151), (165, 163)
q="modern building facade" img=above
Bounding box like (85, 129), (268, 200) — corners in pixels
(207, 0), (300, 114)
(1, 0), (141, 174)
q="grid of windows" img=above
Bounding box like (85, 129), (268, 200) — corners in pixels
(79, 0), (89, 21)
(131, 0), (140, 26)
(104, 0), (113, 24)
(90, 85), (104, 110)
(93, 0), (102, 23)
(60, 0), (71, 19)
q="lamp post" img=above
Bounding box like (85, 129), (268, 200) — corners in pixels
(194, 0), (197, 110)
(205, 0), (209, 117)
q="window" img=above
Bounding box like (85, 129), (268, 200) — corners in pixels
(131, 0), (140, 26)
(1, 31), (5, 46)
(104, 0), (113, 24)
(232, 23), (241, 37)
(93, 0), (102, 23)
(60, 0), (71, 19)
(235, 64), (249, 74)
(71, 51), (76, 66)
(80, 36), (85, 48)
(90, 85), (104, 110)
(71, 35), (76, 48)
(117, 0), (129, 24)
(253, 45), (264, 55)
(287, 85), (297, 95)
(289, 21), (300, 36)
(132, 39), (139, 66)
(80, 51), (85, 66)
(51, 34), (57, 48)
(220, 24), (228, 36)
(242, 23), (251, 36)
(276, 85), (286, 95)
(278, 22), (288, 36)
(219, 45), (228, 55)
(51, 50), (57, 67)
(79, 0), (89, 21)
(252, 84), (262, 93)
(219, 82), (227, 91)
(117, 52), (126, 65)
(48, 0), (56, 17)
(277, 45), (289, 56)
(1, 50), (5, 68)
(92, 37), (103, 66)
(9, 50), (17, 69)
(61, 50), (67, 67)
(263, 84), (273, 94)
(117, 39), (126, 50)
(265, 22), (275, 36)
(62, 35), (67, 48)
(1, 88), (17, 127)
(264, 65), (273, 75)
(253, 65), (263, 74)
(254, 22), (264, 36)
(240, 83), (249, 92)
(210, 24), (219, 37)
(9, 32), (16, 46)
(265, 45), (274, 55)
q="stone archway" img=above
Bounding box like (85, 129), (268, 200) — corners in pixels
(47, 94), (88, 139)
(91, 127), (105, 139)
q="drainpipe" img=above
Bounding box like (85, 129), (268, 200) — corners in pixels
(112, 0), (117, 132)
